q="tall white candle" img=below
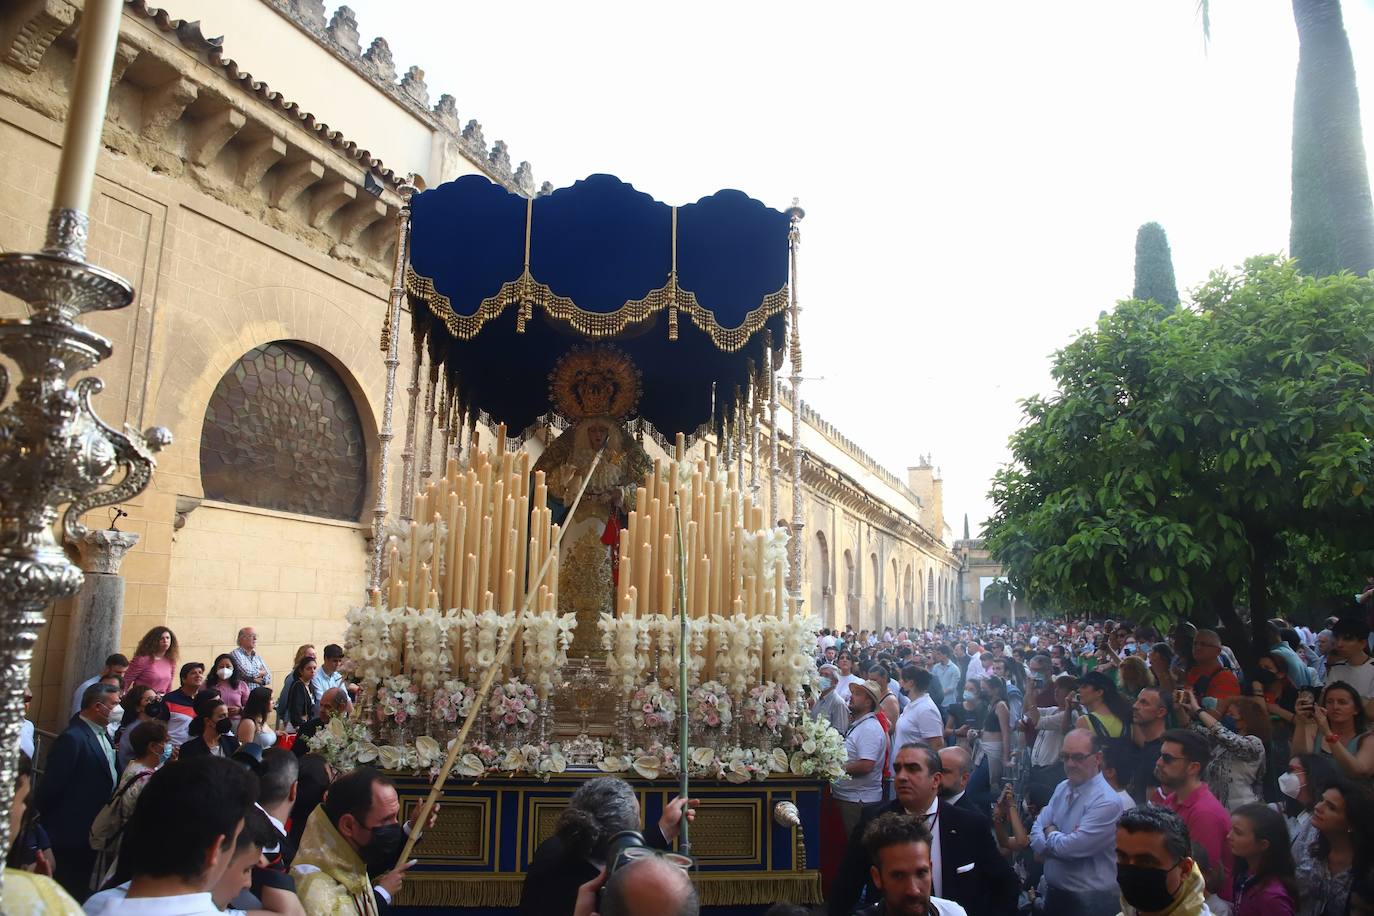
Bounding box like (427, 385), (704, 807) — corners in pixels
(52, 0), (124, 215)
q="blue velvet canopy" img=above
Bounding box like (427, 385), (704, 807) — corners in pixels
(404, 174), (791, 436)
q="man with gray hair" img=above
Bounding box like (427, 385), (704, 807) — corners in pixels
(231, 626), (271, 686)
(1029, 728), (1126, 916)
(812, 662), (850, 734)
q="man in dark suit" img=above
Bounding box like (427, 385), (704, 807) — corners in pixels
(34, 682), (120, 901)
(829, 741), (1016, 916)
(937, 745), (987, 821)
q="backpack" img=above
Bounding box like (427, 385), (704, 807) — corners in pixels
(1084, 712), (1131, 761)
(89, 768), (153, 851)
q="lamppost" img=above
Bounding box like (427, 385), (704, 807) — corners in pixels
(0, 0), (169, 899)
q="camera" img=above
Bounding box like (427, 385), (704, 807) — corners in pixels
(604, 830), (650, 876)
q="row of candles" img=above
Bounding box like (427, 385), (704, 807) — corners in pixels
(615, 434), (786, 622)
(370, 425), (559, 673)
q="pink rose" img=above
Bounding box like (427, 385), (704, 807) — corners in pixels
(706, 711), (720, 727)
(504, 712), (517, 725)
(645, 714), (660, 727)
(643, 703), (654, 713)
(395, 711), (408, 724)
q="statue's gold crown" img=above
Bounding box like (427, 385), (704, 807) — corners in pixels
(548, 345), (641, 421)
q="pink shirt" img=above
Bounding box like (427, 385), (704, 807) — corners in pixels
(123, 655), (174, 694)
(214, 679), (251, 713)
(1155, 783), (1235, 901)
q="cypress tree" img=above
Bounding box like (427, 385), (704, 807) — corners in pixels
(1290, 0), (1374, 277)
(1132, 222), (1180, 308)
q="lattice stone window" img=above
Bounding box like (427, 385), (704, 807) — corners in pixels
(200, 342), (367, 521)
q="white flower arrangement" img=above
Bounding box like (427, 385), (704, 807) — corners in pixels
(522, 610), (576, 693)
(742, 682), (791, 736)
(431, 678), (475, 724)
(599, 613), (645, 689)
(787, 714), (848, 781)
(488, 679), (538, 730)
(376, 674), (419, 725)
(630, 682), (677, 730)
(305, 716), (374, 771)
(690, 681), (733, 729)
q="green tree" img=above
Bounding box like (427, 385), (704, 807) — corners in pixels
(1133, 222), (1181, 308)
(984, 257), (1374, 663)
(1290, 0), (1374, 276)
(1199, 0), (1374, 276)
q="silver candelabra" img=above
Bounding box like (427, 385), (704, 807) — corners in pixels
(0, 1), (169, 900)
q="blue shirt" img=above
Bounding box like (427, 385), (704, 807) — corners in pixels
(311, 667), (344, 697)
(1029, 772), (1124, 894)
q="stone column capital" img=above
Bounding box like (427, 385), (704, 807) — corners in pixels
(76, 529), (140, 574)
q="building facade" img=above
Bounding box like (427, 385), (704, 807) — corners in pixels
(0, 0), (963, 732)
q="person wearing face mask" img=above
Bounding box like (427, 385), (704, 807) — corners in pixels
(812, 662), (850, 735)
(89, 719), (171, 889)
(33, 682), (119, 901)
(294, 766), (441, 915)
(181, 695), (242, 759)
(208, 652), (251, 720)
(1114, 805), (1211, 916)
(1270, 753), (1340, 864)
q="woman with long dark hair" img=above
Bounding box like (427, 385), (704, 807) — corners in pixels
(121, 627), (178, 695)
(1295, 778), (1374, 916)
(1293, 681), (1374, 778)
(284, 655), (319, 732)
(1227, 803), (1298, 915)
(235, 686), (276, 748)
(1074, 670), (1131, 739)
(206, 652), (249, 719)
(975, 675), (1012, 786)
(1271, 753), (1340, 864)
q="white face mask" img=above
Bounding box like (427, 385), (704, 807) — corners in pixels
(1277, 771), (1304, 799)
(216, 667), (233, 680)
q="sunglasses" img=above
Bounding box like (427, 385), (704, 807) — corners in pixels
(1157, 752), (1186, 765)
(615, 846), (694, 871)
(1059, 752), (1097, 764)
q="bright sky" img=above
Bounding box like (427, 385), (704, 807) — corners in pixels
(343, 0), (1374, 535)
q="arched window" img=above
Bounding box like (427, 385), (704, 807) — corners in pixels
(870, 552), (881, 632)
(902, 565), (914, 627)
(200, 341), (368, 521)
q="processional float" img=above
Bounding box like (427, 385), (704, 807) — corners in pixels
(311, 174), (841, 906)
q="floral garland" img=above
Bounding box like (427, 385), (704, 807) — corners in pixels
(488, 679), (538, 729)
(690, 681), (733, 729)
(742, 682), (791, 736)
(631, 682), (677, 730)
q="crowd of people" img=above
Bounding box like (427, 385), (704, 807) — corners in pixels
(7, 603), (1374, 915)
(805, 609), (1374, 916)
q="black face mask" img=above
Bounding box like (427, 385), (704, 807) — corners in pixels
(360, 823), (406, 876)
(215, 717), (233, 735)
(1116, 861), (1179, 912)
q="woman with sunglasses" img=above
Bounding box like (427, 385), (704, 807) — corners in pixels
(1294, 779), (1374, 916)
(1293, 681), (1374, 778)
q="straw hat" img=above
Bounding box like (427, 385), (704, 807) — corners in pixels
(852, 679), (883, 708)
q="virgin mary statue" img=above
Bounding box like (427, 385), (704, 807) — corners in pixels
(534, 346), (652, 658)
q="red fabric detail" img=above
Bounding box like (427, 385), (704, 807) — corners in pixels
(601, 514), (622, 588)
